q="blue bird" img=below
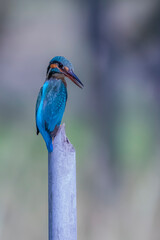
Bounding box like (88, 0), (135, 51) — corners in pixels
(35, 56), (83, 152)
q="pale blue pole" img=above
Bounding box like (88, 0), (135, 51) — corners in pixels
(48, 124), (77, 240)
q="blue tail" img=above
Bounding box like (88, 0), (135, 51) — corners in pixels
(41, 130), (53, 152)
(46, 139), (53, 152)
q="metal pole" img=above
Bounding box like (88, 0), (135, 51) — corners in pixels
(48, 124), (77, 240)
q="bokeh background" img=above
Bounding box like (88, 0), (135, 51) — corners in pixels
(0, 0), (160, 239)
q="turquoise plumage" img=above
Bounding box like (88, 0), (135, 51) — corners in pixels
(35, 56), (83, 152)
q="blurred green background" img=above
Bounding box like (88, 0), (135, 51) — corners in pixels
(1, 0), (160, 239)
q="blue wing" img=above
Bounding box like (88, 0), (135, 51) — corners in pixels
(43, 80), (67, 134)
(35, 80), (67, 152)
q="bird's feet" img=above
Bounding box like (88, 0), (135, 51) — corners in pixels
(50, 125), (59, 138)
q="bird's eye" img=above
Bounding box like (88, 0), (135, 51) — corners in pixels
(58, 63), (63, 68)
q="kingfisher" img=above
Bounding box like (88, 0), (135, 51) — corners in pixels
(35, 56), (83, 152)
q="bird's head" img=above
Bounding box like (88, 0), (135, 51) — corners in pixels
(46, 56), (83, 88)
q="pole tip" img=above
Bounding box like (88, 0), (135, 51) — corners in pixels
(53, 123), (75, 153)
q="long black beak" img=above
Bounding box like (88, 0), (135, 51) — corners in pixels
(64, 70), (84, 89)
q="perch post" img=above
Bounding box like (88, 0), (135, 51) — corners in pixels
(48, 124), (77, 240)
